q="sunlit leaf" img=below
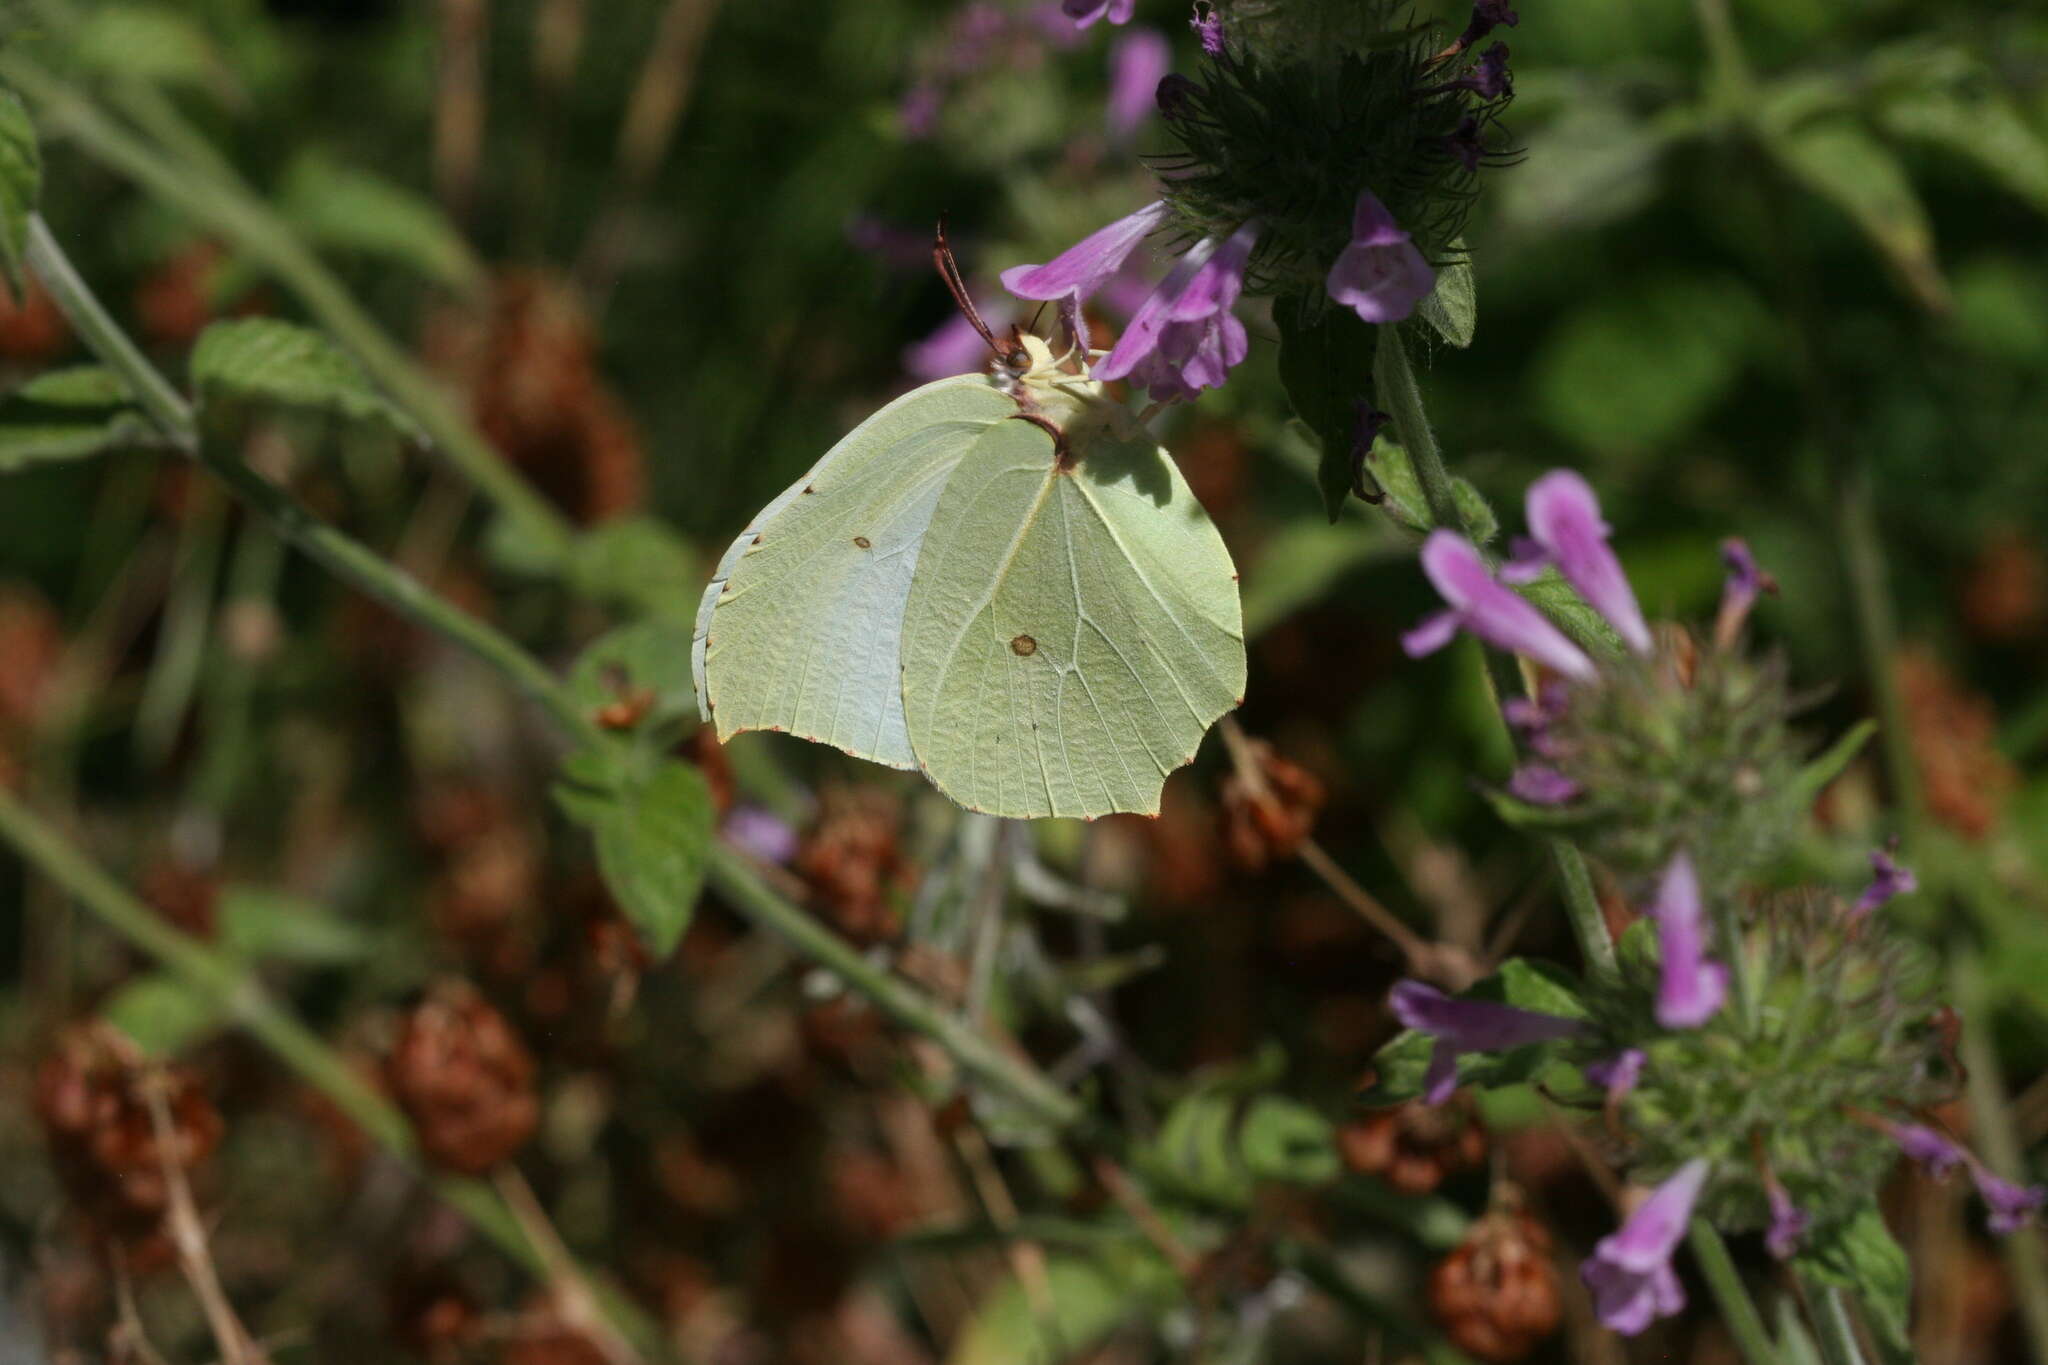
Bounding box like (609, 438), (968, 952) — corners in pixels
(553, 750), (712, 958)
(192, 318), (421, 440)
(102, 973), (226, 1056)
(1794, 1206), (1912, 1355)
(1416, 242), (1475, 348)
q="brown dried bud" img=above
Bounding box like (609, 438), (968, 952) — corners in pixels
(1897, 647), (2017, 840)
(1219, 739), (1326, 872)
(388, 1267), (481, 1362)
(1338, 1099), (1487, 1197)
(34, 1024), (222, 1249)
(1428, 1208), (1562, 1363)
(827, 1147), (916, 1242)
(386, 982), (539, 1175)
(139, 855), (219, 940)
(795, 790), (914, 946)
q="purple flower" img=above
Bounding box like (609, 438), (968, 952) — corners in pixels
(1851, 846), (1917, 919)
(1001, 200), (1169, 305)
(904, 303), (1016, 380)
(1586, 1048), (1644, 1102)
(1107, 29), (1171, 142)
(1713, 538), (1776, 647)
(1402, 531), (1598, 682)
(1433, 42), (1512, 99)
(1581, 1159), (1707, 1336)
(1449, 0), (1519, 56)
(1062, 0), (1134, 28)
(1974, 1169), (2047, 1235)
(1190, 1), (1224, 54)
(1389, 979), (1584, 1106)
(1325, 190), (1436, 324)
(1649, 852), (1729, 1029)
(1096, 221), (1259, 401)
(1445, 114), (1488, 172)
(899, 83), (943, 139)
(1893, 1122), (1965, 1179)
(723, 806), (800, 866)
(1502, 470), (1652, 655)
(1508, 765), (1580, 805)
(1503, 681), (1570, 758)
(1766, 1184), (1809, 1259)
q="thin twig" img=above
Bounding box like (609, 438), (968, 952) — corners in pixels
(952, 1120), (1059, 1329)
(1090, 1153), (1201, 1281)
(493, 1166), (645, 1365)
(140, 1074), (267, 1365)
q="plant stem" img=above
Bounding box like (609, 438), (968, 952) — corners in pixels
(28, 203), (1087, 1138)
(0, 787), (663, 1352)
(1805, 1281), (1870, 1365)
(2, 55), (575, 560)
(1375, 323), (1620, 982)
(1688, 1220), (1782, 1365)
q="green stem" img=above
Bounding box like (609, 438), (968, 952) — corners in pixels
(1376, 323), (1620, 981)
(3, 55), (573, 560)
(1953, 952), (2048, 1365)
(1689, 1220), (1783, 1365)
(1804, 1280), (1870, 1365)
(0, 786), (662, 1352)
(1838, 467), (1924, 837)
(29, 206), (1084, 1140)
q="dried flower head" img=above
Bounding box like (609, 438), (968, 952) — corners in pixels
(1430, 1204), (1562, 1361)
(385, 980), (539, 1175)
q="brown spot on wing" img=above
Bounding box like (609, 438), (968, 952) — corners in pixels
(1011, 634), (1037, 656)
(854, 535), (872, 549)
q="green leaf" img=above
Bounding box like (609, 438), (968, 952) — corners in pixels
(72, 5), (227, 92)
(1237, 1095), (1340, 1185)
(553, 751), (712, 958)
(0, 366), (160, 471)
(1356, 965), (1582, 1107)
(568, 515), (698, 617)
(279, 151), (484, 292)
(1867, 45), (2048, 222)
(1450, 476), (1497, 545)
(1794, 1206), (1912, 1355)
(0, 89), (39, 299)
(102, 973), (227, 1056)
(1514, 567), (1627, 658)
(217, 887), (372, 965)
(1760, 110), (1948, 311)
(948, 1246), (1178, 1365)
(1363, 438), (1430, 534)
(1274, 297), (1377, 522)
(191, 318), (421, 441)
(1784, 720), (1877, 813)
(1415, 244), (1475, 348)
(568, 618), (698, 733)
(1479, 784), (1590, 831)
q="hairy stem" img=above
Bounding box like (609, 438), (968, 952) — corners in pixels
(1805, 1281), (1870, 1365)
(1376, 323), (1620, 981)
(1688, 1220), (1782, 1365)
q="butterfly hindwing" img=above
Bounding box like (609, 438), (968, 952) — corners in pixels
(693, 376), (1013, 768)
(899, 415), (1246, 818)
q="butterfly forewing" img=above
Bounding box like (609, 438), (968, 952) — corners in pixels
(693, 376), (1011, 768)
(899, 417), (1246, 818)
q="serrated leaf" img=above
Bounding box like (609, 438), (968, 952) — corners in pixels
(553, 751), (712, 958)
(1761, 111), (1948, 311)
(1784, 720), (1876, 812)
(0, 90), (39, 298)
(0, 365), (161, 471)
(218, 887), (372, 965)
(1416, 244), (1475, 347)
(102, 973), (227, 1056)
(191, 318), (421, 441)
(1274, 296), (1377, 522)
(279, 151), (483, 292)
(1794, 1206), (1912, 1355)
(569, 515), (698, 617)
(72, 5), (226, 92)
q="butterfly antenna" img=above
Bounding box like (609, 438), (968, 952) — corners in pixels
(932, 216), (1005, 358)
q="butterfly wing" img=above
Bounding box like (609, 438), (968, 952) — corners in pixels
(693, 376), (1012, 768)
(900, 415), (1246, 818)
